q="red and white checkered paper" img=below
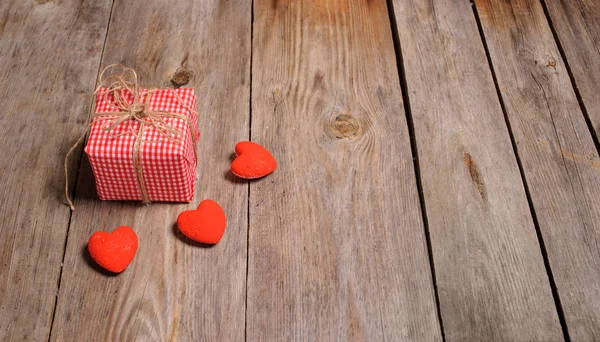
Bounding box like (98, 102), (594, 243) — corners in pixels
(84, 88), (199, 202)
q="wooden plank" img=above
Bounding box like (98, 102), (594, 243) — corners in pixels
(0, 1), (112, 340)
(50, 0), (251, 340)
(474, 0), (600, 339)
(389, 0), (564, 340)
(247, 0), (441, 340)
(543, 0), (600, 141)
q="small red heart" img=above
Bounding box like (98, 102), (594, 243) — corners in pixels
(177, 200), (226, 244)
(88, 226), (138, 273)
(231, 141), (277, 179)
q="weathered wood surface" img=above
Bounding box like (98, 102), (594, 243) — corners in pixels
(475, 0), (600, 339)
(50, 0), (252, 340)
(246, 0), (441, 340)
(543, 0), (600, 141)
(0, 0), (112, 340)
(4, 0), (600, 339)
(389, 0), (563, 340)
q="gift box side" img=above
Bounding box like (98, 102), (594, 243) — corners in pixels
(140, 88), (198, 202)
(140, 128), (196, 202)
(84, 134), (143, 201)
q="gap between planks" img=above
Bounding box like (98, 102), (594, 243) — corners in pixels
(538, 0), (600, 157)
(47, 0), (118, 341)
(470, 1), (570, 340)
(385, 0), (446, 340)
(244, 0), (256, 340)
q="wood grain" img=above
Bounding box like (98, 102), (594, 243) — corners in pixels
(0, 0), (112, 340)
(389, 0), (563, 340)
(247, 0), (442, 340)
(543, 0), (600, 140)
(475, 0), (600, 339)
(50, 0), (251, 340)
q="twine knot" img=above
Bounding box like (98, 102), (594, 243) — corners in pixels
(129, 102), (146, 119)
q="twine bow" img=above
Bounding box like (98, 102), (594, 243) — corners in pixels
(64, 64), (199, 210)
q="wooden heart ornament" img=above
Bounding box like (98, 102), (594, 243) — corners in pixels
(88, 226), (138, 273)
(177, 200), (226, 244)
(231, 141), (277, 179)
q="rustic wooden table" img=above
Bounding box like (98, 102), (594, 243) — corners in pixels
(1, 0), (600, 340)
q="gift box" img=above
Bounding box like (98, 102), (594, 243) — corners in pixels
(84, 86), (199, 203)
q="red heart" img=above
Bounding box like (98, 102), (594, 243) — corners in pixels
(231, 141), (277, 179)
(88, 226), (138, 273)
(177, 200), (226, 244)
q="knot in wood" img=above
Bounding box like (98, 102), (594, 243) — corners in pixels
(331, 114), (360, 139)
(171, 68), (192, 88)
(463, 152), (486, 202)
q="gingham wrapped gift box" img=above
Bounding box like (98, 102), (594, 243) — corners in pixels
(84, 88), (199, 202)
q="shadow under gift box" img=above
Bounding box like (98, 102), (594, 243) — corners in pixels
(84, 87), (199, 203)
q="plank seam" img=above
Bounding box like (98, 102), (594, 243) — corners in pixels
(470, 2), (571, 341)
(244, 0), (255, 341)
(47, 0), (118, 340)
(538, 0), (600, 156)
(385, 0), (446, 340)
